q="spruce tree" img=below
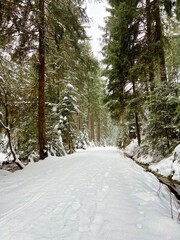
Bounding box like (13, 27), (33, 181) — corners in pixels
(0, 0), (89, 159)
(103, 0), (180, 154)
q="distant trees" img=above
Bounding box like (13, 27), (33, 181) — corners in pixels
(103, 0), (180, 156)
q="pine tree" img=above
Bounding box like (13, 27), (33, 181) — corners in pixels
(103, 0), (142, 144)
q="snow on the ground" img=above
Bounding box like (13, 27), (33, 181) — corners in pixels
(125, 141), (180, 182)
(0, 147), (180, 240)
(149, 156), (174, 177)
(124, 139), (139, 158)
(148, 144), (180, 181)
(0, 152), (7, 165)
(0, 169), (12, 176)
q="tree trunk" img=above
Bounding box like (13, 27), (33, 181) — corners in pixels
(67, 120), (74, 154)
(135, 112), (141, 146)
(88, 107), (92, 141)
(77, 114), (82, 131)
(132, 80), (141, 146)
(154, 0), (167, 82)
(91, 111), (95, 141)
(88, 107), (95, 142)
(38, 0), (48, 159)
(146, 0), (155, 91)
(97, 119), (101, 143)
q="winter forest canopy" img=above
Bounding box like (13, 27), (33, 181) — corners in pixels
(0, 0), (180, 169)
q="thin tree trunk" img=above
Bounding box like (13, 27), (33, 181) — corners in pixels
(135, 113), (141, 146)
(91, 111), (95, 141)
(88, 107), (95, 141)
(67, 120), (74, 154)
(146, 0), (155, 91)
(88, 107), (92, 141)
(154, 0), (167, 82)
(132, 80), (141, 146)
(77, 114), (82, 131)
(38, 0), (47, 159)
(97, 119), (101, 143)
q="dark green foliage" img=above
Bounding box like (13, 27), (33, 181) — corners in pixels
(144, 83), (180, 156)
(103, 0), (180, 155)
(177, 0), (180, 20)
(103, 1), (144, 146)
(164, 0), (174, 16)
(0, 0), (92, 160)
(103, 1), (139, 118)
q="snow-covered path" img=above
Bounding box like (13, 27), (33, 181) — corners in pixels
(0, 147), (179, 240)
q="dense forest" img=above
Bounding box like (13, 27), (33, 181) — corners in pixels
(0, 0), (180, 169)
(103, 0), (180, 159)
(0, 0), (116, 169)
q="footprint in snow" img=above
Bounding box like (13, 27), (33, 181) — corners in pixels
(72, 200), (81, 211)
(102, 185), (109, 192)
(136, 223), (143, 229)
(139, 210), (144, 215)
(104, 172), (109, 177)
(59, 226), (72, 238)
(69, 213), (78, 221)
(97, 185), (109, 201)
(78, 214), (91, 233)
(90, 214), (104, 233)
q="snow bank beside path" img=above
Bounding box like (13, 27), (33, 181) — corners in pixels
(0, 147), (180, 240)
(149, 145), (180, 182)
(125, 141), (180, 182)
(124, 139), (139, 158)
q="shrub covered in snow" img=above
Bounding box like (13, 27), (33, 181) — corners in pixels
(75, 130), (89, 150)
(147, 144), (180, 182)
(172, 144), (180, 181)
(125, 140), (180, 182)
(173, 144), (180, 163)
(124, 139), (139, 157)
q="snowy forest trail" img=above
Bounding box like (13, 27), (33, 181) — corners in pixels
(0, 147), (180, 240)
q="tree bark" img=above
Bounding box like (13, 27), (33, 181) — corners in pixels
(146, 0), (155, 91)
(67, 120), (75, 154)
(132, 80), (141, 146)
(154, 0), (167, 82)
(77, 114), (82, 131)
(97, 119), (101, 143)
(135, 112), (141, 146)
(91, 110), (95, 141)
(38, 0), (48, 159)
(88, 107), (95, 142)
(88, 107), (92, 141)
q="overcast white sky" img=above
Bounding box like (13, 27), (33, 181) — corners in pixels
(85, 0), (109, 59)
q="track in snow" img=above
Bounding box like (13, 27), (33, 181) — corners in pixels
(0, 147), (180, 240)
